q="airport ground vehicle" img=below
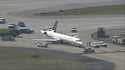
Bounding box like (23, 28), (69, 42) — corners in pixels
(17, 21), (26, 27)
(89, 41), (107, 48)
(8, 24), (17, 29)
(17, 27), (34, 34)
(8, 24), (34, 34)
(112, 36), (125, 45)
(0, 17), (6, 24)
(71, 28), (78, 33)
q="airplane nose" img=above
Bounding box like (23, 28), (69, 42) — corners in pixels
(41, 30), (45, 34)
(77, 41), (83, 45)
(41, 30), (48, 35)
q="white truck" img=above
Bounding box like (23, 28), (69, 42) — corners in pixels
(112, 36), (125, 45)
(88, 41), (108, 48)
(0, 17), (6, 24)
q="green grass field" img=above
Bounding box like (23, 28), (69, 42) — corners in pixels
(37, 4), (125, 16)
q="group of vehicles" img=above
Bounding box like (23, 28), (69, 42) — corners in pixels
(0, 16), (34, 41)
(8, 22), (34, 34)
(0, 16), (34, 34)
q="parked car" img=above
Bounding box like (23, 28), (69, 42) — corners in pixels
(8, 24), (17, 30)
(0, 17), (6, 24)
(17, 27), (34, 34)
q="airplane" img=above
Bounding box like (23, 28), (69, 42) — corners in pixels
(34, 20), (84, 48)
(33, 21), (96, 53)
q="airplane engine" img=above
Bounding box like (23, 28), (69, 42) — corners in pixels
(43, 32), (47, 35)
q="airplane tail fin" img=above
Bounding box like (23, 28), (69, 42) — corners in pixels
(49, 20), (58, 32)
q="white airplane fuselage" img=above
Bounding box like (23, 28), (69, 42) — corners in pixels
(41, 30), (83, 47)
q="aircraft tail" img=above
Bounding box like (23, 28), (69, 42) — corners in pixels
(51, 20), (58, 32)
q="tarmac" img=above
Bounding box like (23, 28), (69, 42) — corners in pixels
(0, 47), (115, 70)
(0, 0), (125, 70)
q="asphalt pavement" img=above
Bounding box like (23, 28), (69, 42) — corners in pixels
(0, 0), (125, 70)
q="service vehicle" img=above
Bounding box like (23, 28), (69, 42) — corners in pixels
(89, 41), (108, 48)
(0, 17), (6, 24)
